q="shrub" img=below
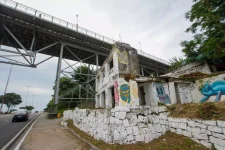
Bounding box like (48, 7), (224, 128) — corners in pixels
(198, 102), (217, 119)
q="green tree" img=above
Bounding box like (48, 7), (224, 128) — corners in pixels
(181, 0), (225, 63)
(25, 106), (34, 110)
(0, 93), (22, 112)
(169, 57), (185, 71)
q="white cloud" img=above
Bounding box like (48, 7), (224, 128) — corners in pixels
(0, 0), (194, 111)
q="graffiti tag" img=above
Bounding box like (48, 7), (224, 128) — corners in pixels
(120, 84), (130, 103)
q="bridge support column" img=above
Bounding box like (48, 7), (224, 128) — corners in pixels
(54, 43), (64, 112)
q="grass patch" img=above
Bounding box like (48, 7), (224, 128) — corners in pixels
(66, 120), (209, 150)
(167, 102), (225, 120)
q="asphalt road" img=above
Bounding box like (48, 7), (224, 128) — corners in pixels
(0, 113), (39, 149)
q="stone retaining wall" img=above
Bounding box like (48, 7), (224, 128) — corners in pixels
(63, 107), (225, 150)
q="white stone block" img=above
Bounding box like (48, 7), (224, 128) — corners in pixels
(191, 127), (201, 133)
(126, 127), (133, 135)
(138, 115), (147, 123)
(110, 116), (115, 124)
(187, 121), (196, 127)
(176, 128), (183, 134)
(120, 129), (128, 138)
(183, 131), (192, 137)
(196, 122), (207, 129)
(115, 112), (126, 120)
(217, 121), (225, 128)
(200, 128), (207, 134)
(127, 135), (134, 142)
(132, 126), (139, 135)
(214, 144), (225, 150)
(199, 140), (212, 148)
(179, 123), (187, 130)
(152, 117), (159, 124)
(135, 135), (145, 142)
(192, 133), (208, 140)
(208, 126), (223, 133)
(207, 130), (212, 135)
(212, 132), (225, 139)
(170, 128), (176, 133)
(202, 120), (217, 126)
(158, 106), (167, 112)
(154, 124), (162, 133)
(114, 118), (122, 124)
(180, 118), (187, 123)
(171, 122), (179, 128)
(210, 136), (225, 146)
(123, 119), (130, 127)
(168, 117), (173, 122)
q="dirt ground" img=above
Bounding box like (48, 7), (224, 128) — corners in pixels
(20, 114), (92, 150)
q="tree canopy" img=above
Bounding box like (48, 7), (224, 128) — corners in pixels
(181, 0), (225, 63)
(25, 106), (34, 110)
(0, 93), (22, 112)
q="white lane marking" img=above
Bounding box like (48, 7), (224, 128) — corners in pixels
(1, 114), (41, 150)
(14, 114), (42, 150)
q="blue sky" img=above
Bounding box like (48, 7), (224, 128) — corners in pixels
(0, 0), (193, 112)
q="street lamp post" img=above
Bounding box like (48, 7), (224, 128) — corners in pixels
(138, 42), (141, 51)
(0, 65), (13, 113)
(32, 95), (35, 106)
(25, 86), (31, 107)
(76, 14), (78, 31)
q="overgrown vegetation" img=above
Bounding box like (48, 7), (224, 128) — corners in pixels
(66, 120), (209, 150)
(167, 102), (225, 120)
(169, 0), (225, 70)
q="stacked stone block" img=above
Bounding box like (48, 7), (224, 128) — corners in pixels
(63, 106), (225, 150)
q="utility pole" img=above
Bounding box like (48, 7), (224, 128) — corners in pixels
(32, 95), (35, 106)
(25, 86), (31, 107)
(0, 65), (13, 113)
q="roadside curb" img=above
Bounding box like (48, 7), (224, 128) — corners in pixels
(66, 125), (99, 150)
(1, 113), (42, 150)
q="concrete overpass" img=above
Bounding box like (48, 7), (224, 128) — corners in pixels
(0, 0), (170, 107)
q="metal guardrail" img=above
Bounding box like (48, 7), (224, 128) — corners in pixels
(0, 0), (170, 65)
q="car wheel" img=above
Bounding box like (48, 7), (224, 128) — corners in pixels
(12, 119), (15, 122)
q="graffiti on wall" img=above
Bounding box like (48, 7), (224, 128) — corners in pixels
(114, 81), (119, 104)
(155, 83), (171, 104)
(130, 81), (138, 99)
(120, 84), (131, 104)
(200, 80), (225, 102)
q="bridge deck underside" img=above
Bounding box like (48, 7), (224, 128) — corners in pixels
(0, 4), (169, 74)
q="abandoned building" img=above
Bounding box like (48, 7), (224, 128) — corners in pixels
(95, 42), (225, 109)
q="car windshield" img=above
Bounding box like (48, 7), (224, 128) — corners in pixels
(16, 111), (26, 114)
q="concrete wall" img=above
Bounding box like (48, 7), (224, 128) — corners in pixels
(63, 107), (225, 150)
(174, 73), (225, 103)
(164, 62), (212, 78)
(95, 42), (140, 108)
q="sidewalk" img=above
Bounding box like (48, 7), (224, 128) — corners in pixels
(20, 114), (92, 150)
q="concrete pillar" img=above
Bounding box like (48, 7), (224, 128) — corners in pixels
(168, 82), (177, 104)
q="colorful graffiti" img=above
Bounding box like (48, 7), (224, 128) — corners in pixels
(200, 80), (225, 102)
(114, 81), (119, 104)
(130, 81), (138, 99)
(155, 83), (171, 104)
(120, 84), (130, 103)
